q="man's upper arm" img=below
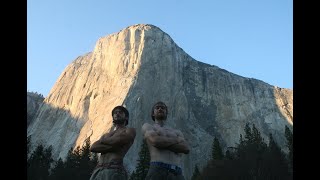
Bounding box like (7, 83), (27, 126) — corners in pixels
(167, 129), (190, 154)
(142, 123), (156, 140)
(126, 128), (136, 142)
(176, 129), (184, 138)
(100, 128), (135, 145)
(90, 139), (117, 153)
(142, 123), (151, 137)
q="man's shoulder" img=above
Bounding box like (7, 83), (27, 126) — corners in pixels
(142, 122), (153, 127)
(170, 127), (183, 134)
(142, 122), (154, 131)
(124, 127), (136, 139)
(126, 127), (136, 133)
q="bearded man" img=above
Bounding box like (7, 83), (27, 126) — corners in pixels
(90, 106), (136, 180)
(142, 101), (190, 180)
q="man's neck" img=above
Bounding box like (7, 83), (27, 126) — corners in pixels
(114, 124), (126, 131)
(154, 119), (166, 127)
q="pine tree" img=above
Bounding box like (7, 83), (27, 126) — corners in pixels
(130, 139), (150, 180)
(285, 125), (293, 167)
(197, 123), (292, 180)
(27, 135), (31, 155)
(285, 125), (293, 177)
(225, 149), (235, 160)
(78, 137), (97, 180)
(49, 138), (97, 180)
(27, 144), (54, 180)
(262, 133), (291, 179)
(48, 158), (65, 180)
(244, 123), (253, 143)
(62, 146), (81, 179)
(252, 124), (265, 148)
(191, 164), (200, 180)
(27, 135), (31, 169)
(236, 123), (268, 179)
(211, 137), (224, 160)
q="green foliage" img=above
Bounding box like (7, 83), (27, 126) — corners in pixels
(191, 164), (200, 180)
(48, 158), (66, 180)
(285, 125), (293, 177)
(25, 137), (98, 180)
(211, 137), (224, 160)
(28, 90), (44, 99)
(27, 135), (31, 157)
(285, 125), (293, 167)
(130, 139), (150, 180)
(51, 137), (97, 180)
(224, 148), (236, 160)
(197, 159), (239, 180)
(261, 133), (290, 179)
(27, 144), (54, 180)
(196, 123), (292, 180)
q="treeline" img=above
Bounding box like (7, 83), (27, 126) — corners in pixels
(27, 91), (45, 99)
(190, 123), (293, 180)
(27, 137), (97, 180)
(27, 123), (293, 180)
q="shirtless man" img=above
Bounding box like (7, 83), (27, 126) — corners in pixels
(142, 101), (190, 180)
(89, 106), (136, 180)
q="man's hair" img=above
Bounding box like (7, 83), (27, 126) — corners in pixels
(151, 101), (168, 121)
(112, 106), (129, 125)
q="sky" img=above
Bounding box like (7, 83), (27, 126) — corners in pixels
(27, 0), (292, 97)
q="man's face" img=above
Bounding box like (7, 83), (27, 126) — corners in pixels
(112, 109), (126, 124)
(153, 104), (167, 120)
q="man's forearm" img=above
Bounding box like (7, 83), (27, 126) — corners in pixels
(90, 141), (118, 153)
(167, 141), (190, 154)
(100, 132), (132, 146)
(149, 135), (181, 149)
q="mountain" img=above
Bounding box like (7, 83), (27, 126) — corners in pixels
(27, 24), (292, 179)
(27, 92), (44, 127)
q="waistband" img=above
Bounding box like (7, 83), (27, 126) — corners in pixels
(150, 161), (182, 175)
(95, 161), (124, 170)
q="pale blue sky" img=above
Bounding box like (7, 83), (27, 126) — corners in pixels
(27, 0), (292, 97)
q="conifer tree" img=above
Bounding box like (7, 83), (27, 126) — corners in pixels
(27, 135), (31, 155)
(78, 137), (97, 180)
(211, 137), (224, 160)
(27, 135), (31, 169)
(197, 123), (292, 180)
(285, 125), (293, 178)
(27, 144), (54, 180)
(236, 123), (268, 179)
(191, 164), (200, 180)
(285, 125), (293, 167)
(263, 133), (291, 179)
(49, 138), (97, 180)
(130, 139), (150, 180)
(48, 158), (65, 180)
(62, 146), (81, 179)
(244, 123), (253, 143)
(225, 149), (235, 160)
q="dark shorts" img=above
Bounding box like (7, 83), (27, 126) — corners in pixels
(145, 165), (185, 180)
(89, 167), (127, 180)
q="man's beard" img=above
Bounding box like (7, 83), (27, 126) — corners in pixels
(113, 119), (126, 125)
(155, 114), (167, 120)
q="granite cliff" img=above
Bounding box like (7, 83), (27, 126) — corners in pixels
(27, 24), (293, 179)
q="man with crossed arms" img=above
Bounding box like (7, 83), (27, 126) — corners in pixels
(90, 106), (136, 180)
(142, 101), (190, 180)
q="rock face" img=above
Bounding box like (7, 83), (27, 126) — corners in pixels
(27, 24), (293, 179)
(27, 92), (44, 127)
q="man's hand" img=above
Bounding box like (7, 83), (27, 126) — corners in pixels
(142, 123), (182, 149)
(100, 128), (136, 146)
